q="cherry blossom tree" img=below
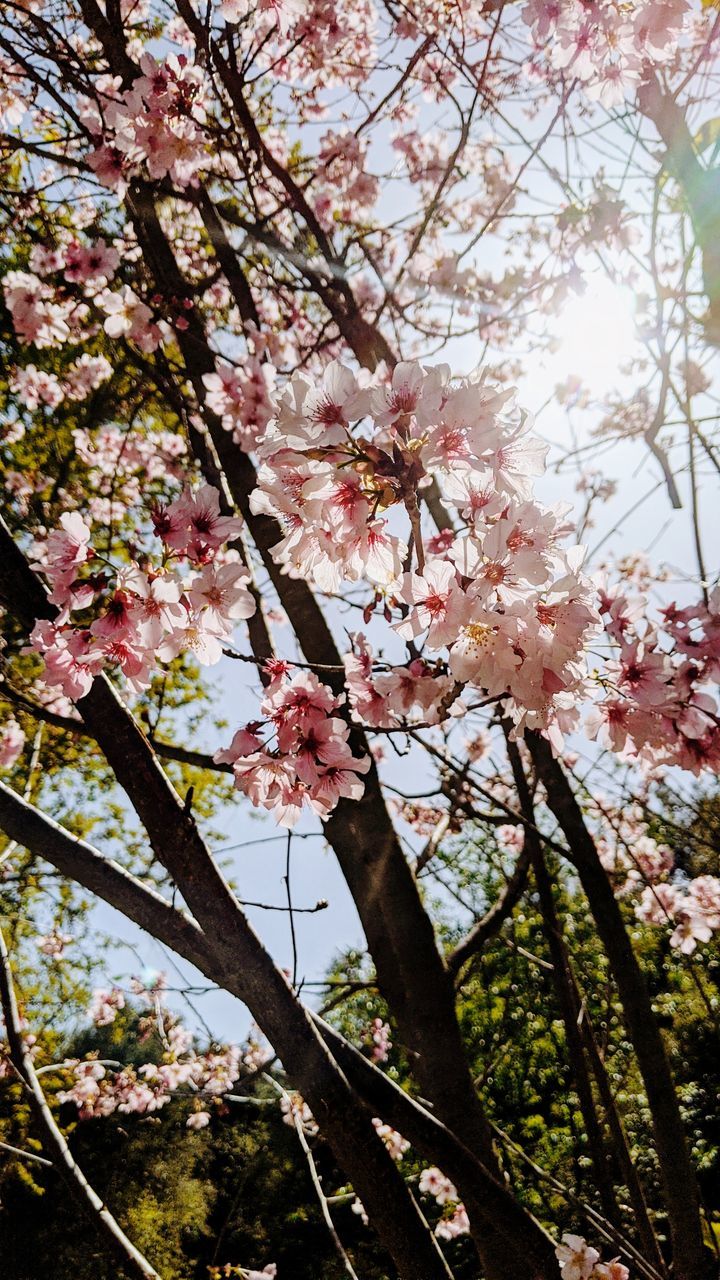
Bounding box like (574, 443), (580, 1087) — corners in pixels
(0, 0), (719, 1277)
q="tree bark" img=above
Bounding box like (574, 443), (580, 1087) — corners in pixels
(527, 731), (713, 1280)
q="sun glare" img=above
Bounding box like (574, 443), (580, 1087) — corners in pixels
(548, 276), (639, 397)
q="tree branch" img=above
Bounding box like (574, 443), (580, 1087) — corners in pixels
(526, 730), (713, 1280)
(447, 842), (532, 978)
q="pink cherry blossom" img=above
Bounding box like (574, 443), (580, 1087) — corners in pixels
(89, 987), (126, 1026)
(99, 286), (161, 351)
(362, 1017), (392, 1063)
(187, 1109), (211, 1130)
(10, 364), (64, 410)
(419, 1166), (458, 1205)
(556, 1234), (600, 1280)
(220, 670), (369, 826)
(123, 568), (185, 647)
(0, 718), (25, 769)
(185, 562), (256, 631)
(369, 360), (448, 430)
(397, 560), (466, 647)
(168, 485), (244, 561)
(36, 931), (73, 959)
(435, 1205), (470, 1241)
(37, 511), (93, 602)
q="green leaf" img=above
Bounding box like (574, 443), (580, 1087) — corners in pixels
(693, 116), (720, 155)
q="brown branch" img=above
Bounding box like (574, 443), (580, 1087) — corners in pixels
(414, 809), (450, 875)
(313, 1017), (559, 1280)
(447, 841), (532, 978)
(270, 1075), (366, 1280)
(526, 730), (713, 1280)
(505, 737), (624, 1237)
(643, 354), (681, 509)
(0, 684), (232, 774)
(196, 187), (261, 330)
(577, 997), (667, 1275)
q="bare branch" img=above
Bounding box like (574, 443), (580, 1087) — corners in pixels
(447, 842), (532, 978)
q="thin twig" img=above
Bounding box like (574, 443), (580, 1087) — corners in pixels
(265, 1076), (361, 1280)
(0, 1138), (54, 1167)
(0, 925), (162, 1280)
(284, 831), (298, 991)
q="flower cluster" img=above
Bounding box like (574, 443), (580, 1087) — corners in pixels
(556, 1233), (629, 1280)
(344, 635), (459, 729)
(361, 1017), (392, 1064)
(522, 0), (689, 107)
(231, 0), (378, 91)
(372, 1117), (410, 1162)
(215, 668), (370, 827)
(253, 358), (600, 742)
(3, 270), (87, 349)
(99, 284), (165, 351)
(418, 1166), (469, 1241)
(3, 242), (174, 369)
(0, 717), (25, 770)
(550, 188), (639, 263)
(590, 582), (720, 774)
(58, 981), (245, 1122)
(280, 1091), (319, 1135)
(219, 0), (305, 38)
(391, 800), (452, 837)
(29, 485), (254, 700)
(36, 930), (73, 959)
(594, 802), (720, 954)
(203, 355), (277, 452)
(83, 54), (209, 192)
(250, 360), (409, 594)
(29, 236), (120, 292)
(635, 875), (720, 954)
(3, 234), (125, 362)
(10, 356), (112, 414)
(314, 130), (379, 227)
(0, 52), (26, 128)
(89, 986), (126, 1025)
(58, 1038), (243, 1120)
(73, 424), (187, 525)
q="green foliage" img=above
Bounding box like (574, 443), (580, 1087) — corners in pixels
(326, 816), (720, 1259)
